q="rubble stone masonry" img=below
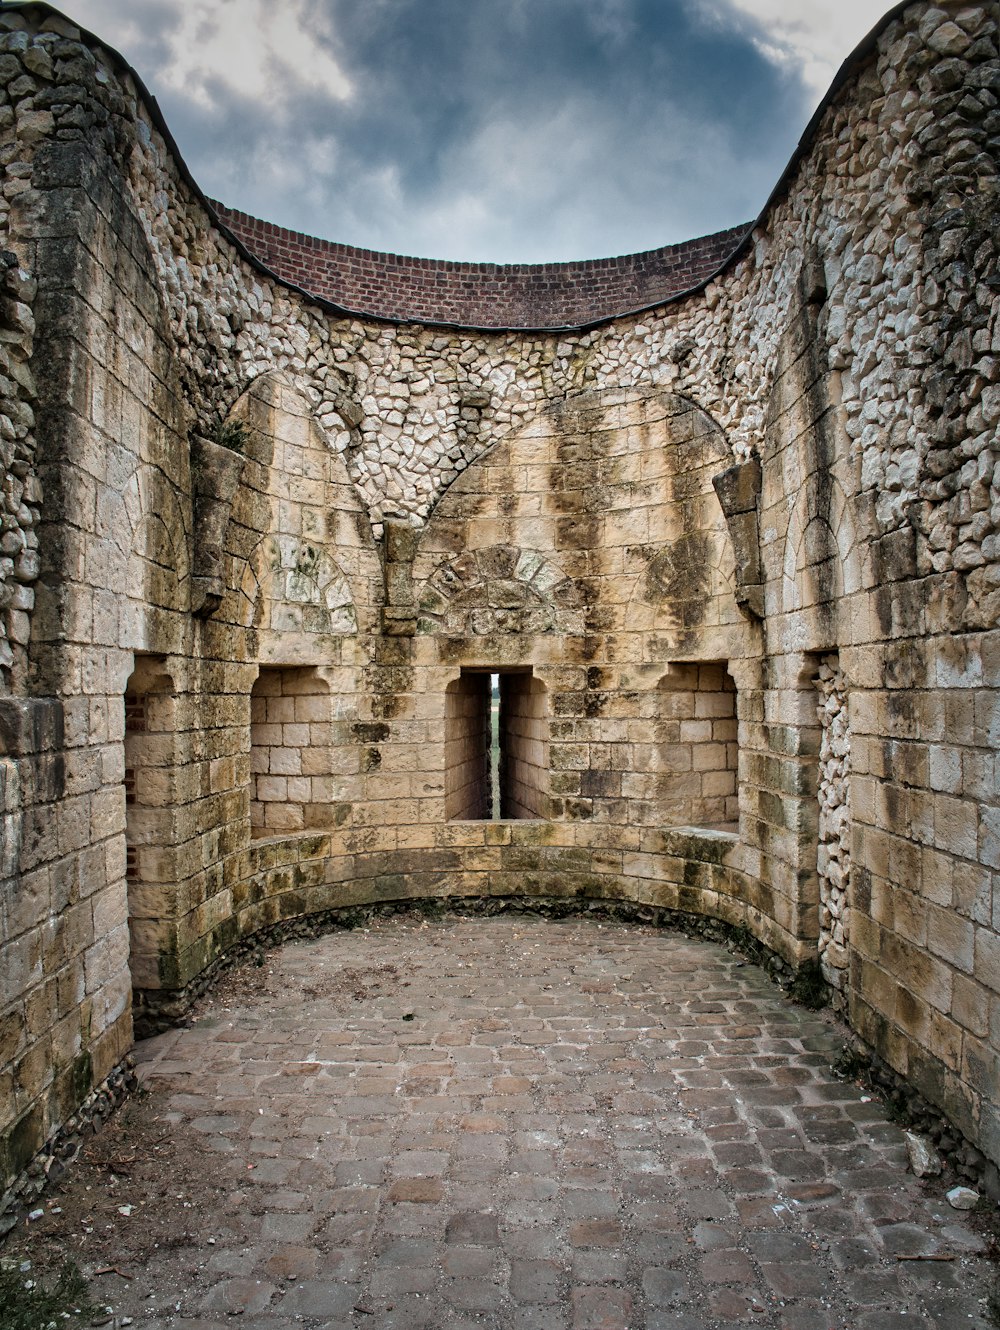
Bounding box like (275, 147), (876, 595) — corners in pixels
(0, 0), (999, 1202)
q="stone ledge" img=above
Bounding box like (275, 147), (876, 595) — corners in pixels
(657, 825), (740, 862)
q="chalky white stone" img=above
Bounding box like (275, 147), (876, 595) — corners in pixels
(816, 657), (851, 991)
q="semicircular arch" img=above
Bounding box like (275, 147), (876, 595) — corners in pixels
(240, 534), (358, 636)
(417, 544), (583, 636)
(117, 464), (191, 604)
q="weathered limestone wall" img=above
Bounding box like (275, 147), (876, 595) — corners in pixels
(501, 673), (548, 820)
(0, 0), (999, 1203)
(0, 30), (192, 1189)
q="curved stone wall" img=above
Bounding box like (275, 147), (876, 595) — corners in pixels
(1, 0), (999, 1204)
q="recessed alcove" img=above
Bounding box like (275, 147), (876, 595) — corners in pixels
(250, 667), (333, 836)
(445, 668), (548, 821)
(658, 662), (739, 831)
(123, 655), (176, 992)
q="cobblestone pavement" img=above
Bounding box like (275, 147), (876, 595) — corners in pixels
(121, 914), (993, 1329)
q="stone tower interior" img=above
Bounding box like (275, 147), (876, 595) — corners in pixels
(1, 0), (1000, 1209)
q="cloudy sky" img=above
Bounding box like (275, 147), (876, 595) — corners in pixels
(57, 0), (885, 262)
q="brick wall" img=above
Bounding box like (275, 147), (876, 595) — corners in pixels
(212, 202), (749, 329)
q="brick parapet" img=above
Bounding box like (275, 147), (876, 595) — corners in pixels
(210, 202), (749, 329)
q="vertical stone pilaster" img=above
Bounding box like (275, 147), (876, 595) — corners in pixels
(381, 518), (418, 637)
(815, 655), (851, 999)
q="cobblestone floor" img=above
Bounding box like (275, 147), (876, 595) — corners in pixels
(115, 914), (996, 1328)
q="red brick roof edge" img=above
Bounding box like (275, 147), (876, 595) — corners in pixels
(208, 204), (751, 330)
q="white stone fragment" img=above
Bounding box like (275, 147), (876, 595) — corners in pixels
(945, 1186), (979, 1210)
(904, 1132), (942, 1178)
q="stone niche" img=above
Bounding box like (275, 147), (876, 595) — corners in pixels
(444, 669), (548, 822)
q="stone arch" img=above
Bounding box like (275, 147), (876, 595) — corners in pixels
(779, 468), (865, 618)
(226, 368), (365, 500)
(411, 387), (743, 649)
(223, 371), (379, 636)
(112, 466), (191, 640)
(621, 392), (738, 633)
(828, 475), (867, 597)
(239, 534), (357, 635)
(631, 532), (736, 613)
(417, 545), (583, 636)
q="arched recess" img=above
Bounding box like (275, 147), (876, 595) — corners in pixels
(652, 661), (739, 830)
(760, 268), (869, 639)
(123, 654), (180, 992)
(249, 665), (344, 836)
(240, 535), (358, 642)
(620, 392), (740, 655)
(413, 388), (742, 648)
(112, 465), (191, 651)
(778, 467), (867, 623)
(222, 371), (381, 641)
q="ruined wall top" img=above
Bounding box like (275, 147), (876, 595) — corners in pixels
(0, 1), (920, 334)
(210, 207), (750, 330)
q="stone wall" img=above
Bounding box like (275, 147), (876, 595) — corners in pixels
(445, 673), (491, 822)
(816, 655), (852, 997)
(501, 673), (548, 820)
(1, 0), (999, 1205)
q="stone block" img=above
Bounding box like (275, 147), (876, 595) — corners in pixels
(0, 698), (63, 757)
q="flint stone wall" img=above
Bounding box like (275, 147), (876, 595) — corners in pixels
(816, 655), (852, 996)
(0, 0), (999, 1204)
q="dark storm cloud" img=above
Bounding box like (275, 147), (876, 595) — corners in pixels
(72, 0), (176, 81)
(60, 0), (816, 261)
(286, 0), (807, 254)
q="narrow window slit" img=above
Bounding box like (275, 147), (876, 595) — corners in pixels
(490, 672), (500, 820)
(446, 668), (548, 820)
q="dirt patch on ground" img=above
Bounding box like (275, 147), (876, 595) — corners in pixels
(1, 1087), (235, 1323)
(299, 961), (405, 1007)
(0, 940), (419, 1326)
(189, 948), (411, 1016)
